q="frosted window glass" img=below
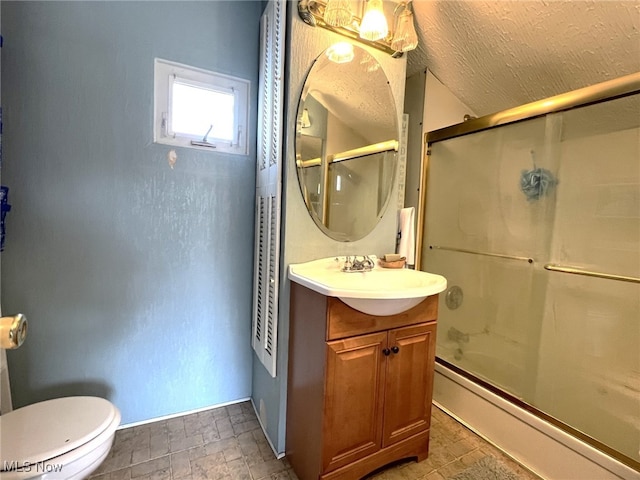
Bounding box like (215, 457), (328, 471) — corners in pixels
(171, 82), (235, 141)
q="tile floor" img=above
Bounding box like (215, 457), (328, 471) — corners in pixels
(90, 401), (542, 480)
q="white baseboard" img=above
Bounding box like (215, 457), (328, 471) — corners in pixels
(118, 397), (252, 429)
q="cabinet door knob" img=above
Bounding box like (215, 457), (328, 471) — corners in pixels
(391, 346), (400, 354)
(382, 348), (391, 356)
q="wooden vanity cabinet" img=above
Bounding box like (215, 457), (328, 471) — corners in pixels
(286, 282), (438, 480)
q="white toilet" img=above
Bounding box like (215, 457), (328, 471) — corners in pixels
(0, 396), (120, 480)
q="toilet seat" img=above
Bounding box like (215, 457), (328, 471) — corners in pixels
(0, 396), (119, 470)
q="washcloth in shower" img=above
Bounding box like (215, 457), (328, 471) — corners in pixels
(520, 167), (558, 201)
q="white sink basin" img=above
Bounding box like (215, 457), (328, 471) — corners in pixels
(288, 256), (447, 316)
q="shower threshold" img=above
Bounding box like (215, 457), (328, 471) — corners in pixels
(433, 359), (640, 480)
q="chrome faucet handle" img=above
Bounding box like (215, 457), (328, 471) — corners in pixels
(352, 257), (365, 270)
(341, 255), (374, 272)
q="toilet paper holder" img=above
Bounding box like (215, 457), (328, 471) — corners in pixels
(0, 314), (27, 349)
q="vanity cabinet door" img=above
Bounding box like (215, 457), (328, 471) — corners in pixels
(323, 331), (387, 473)
(382, 323), (437, 447)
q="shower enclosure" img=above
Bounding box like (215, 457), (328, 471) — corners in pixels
(418, 73), (640, 473)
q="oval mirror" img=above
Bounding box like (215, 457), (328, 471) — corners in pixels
(295, 43), (398, 242)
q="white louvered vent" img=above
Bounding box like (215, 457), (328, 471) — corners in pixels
(258, 10), (271, 171)
(266, 195), (279, 356)
(254, 197), (267, 346)
(252, 0), (285, 378)
(253, 195), (276, 373)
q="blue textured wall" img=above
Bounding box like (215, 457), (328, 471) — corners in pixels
(1, 1), (261, 425)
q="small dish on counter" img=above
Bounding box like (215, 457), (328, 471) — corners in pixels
(379, 257), (406, 269)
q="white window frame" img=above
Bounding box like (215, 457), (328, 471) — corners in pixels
(154, 58), (250, 155)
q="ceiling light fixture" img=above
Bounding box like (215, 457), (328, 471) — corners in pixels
(359, 0), (388, 41)
(390, 1), (418, 52)
(323, 0), (353, 27)
(297, 0), (417, 58)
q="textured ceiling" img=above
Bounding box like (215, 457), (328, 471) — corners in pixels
(407, 0), (640, 116)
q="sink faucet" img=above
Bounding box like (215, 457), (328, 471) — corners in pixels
(341, 255), (374, 272)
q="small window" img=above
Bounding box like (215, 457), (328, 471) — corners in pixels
(154, 58), (250, 155)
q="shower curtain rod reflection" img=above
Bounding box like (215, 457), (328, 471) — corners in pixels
(544, 264), (640, 284)
(429, 245), (534, 263)
(296, 139), (398, 168)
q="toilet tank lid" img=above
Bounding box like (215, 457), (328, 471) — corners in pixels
(0, 396), (120, 468)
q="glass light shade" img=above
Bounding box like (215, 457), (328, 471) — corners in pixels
(323, 0), (353, 27)
(391, 4), (418, 52)
(359, 0), (388, 41)
(326, 42), (355, 63)
(301, 108), (311, 128)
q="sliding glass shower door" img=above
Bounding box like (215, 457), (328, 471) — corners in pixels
(422, 92), (640, 465)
